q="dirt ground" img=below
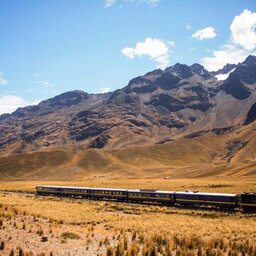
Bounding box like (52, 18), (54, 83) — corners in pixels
(0, 179), (255, 256)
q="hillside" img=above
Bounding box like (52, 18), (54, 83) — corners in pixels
(0, 56), (256, 179)
(0, 117), (255, 180)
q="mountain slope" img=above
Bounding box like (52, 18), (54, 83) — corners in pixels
(0, 56), (256, 158)
(0, 118), (255, 180)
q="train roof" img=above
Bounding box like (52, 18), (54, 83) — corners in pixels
(90, 187), (128, 191)
(37, 185), (91, 190)
(37, 185), (127, 192)
(127, 189), (175, 194)
(175, 191), (238, 197)
(36, 185), (238, 196)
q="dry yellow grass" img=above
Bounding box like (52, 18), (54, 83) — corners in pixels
(0, 178), (255, 194)
(0, 188), (255, 255)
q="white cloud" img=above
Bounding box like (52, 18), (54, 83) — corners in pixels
(0, 95), (29, 114)
(105, 0), (117, 7)
(105, 0), (159, 7)
(202, 44), (255, 71)
(186, 23), (191, 30)
(192, 27), (217, 40)
(121, 37), (174, 69)
(142, 0), (159, 5)
(202, 9), (256, 71)
(0, 73), (7, 85)
(98, 87), (111, 93)
(230, 9), (256, 51)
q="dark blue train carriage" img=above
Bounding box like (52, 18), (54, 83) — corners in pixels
(127, 189), (174, 204)
(174, 191), (239, 209)
(35, 185), (256, 212)
(90, 187), (127, 200)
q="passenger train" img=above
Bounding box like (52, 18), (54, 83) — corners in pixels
(36, 185), (256, 212)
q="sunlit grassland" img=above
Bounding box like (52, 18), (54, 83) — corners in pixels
(0, 191), (255, 255)
(0, 178), (255, 194)
(0, 179), (255, 255)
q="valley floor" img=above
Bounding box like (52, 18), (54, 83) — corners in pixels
(0, 178), (255, 256)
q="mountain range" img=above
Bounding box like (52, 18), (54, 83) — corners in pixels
(0, 55), (256, 179)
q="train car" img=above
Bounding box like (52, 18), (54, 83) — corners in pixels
(127, 189), (174, 204)
(90, 188), (127, 200)
(36, 185), (90, 198)
(240, 193), (256, 212)
(174, 191), (239, 209)
(36, 185), (62, 196)
(37, 185), (256, 212)
(60, 186), (90, 198)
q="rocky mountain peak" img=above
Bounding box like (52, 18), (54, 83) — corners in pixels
(190, 63), (213, 79)
(243, 55), (256, 65)
(229, 55), (256, 85)
(166, 63), (193, 79)
(212, 63), (237, 76)
(190, 63), (204, 72)
(44, 90), (90, 107)
(218, 55), (256, 99)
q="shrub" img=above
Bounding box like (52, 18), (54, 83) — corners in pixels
(115, 242), (124, 256)
(60, 232), (80, 240)
(106, 246), (114, 256)
(18, 248), (25, 256)
(128, 242), (139, 256)
(0, 241), (4, 250)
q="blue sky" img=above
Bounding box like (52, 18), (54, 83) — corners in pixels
(0, 0), (256, 114)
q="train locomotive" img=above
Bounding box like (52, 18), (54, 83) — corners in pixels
(36, 185), (256, 212)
